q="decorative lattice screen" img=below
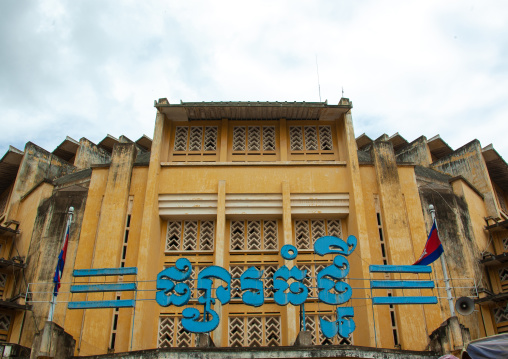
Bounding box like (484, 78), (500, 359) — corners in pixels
(232, 126), (276, 153)
(499, 267), (508, 291)
(0, 313), (10, 342)
(496, 188), (508, 214)
(228, 316), (281, 347)
(493, 303), (508, 334)
(289, 125), (333, 152)
(294, 219), (342, 250)
(303, 313), (353, 345)
(158, 317), (196, 348)
(230, 264), (277, 299)
(166, 221), (215, 252)
(230, 220), (278, 251)
(174, 126), (218, 152)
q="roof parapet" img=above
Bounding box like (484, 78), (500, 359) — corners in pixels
(427, 135), (453, 161)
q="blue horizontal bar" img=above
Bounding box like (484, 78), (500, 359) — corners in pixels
(369, 265), (432, 274)
(70, 283), (137, 293)
(68, 299), (136, 309)
(371, 280), (435, 289)
(372, 296), (438, 305)
(73, 267), (138, 277)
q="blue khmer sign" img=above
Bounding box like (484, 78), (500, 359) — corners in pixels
(67, 235), (437, 341)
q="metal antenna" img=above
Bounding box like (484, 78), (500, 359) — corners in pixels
(315, 54), (321, 102)
(342, 87), (344, 98)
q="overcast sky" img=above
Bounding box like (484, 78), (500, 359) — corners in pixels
(1, 0), (507, 160)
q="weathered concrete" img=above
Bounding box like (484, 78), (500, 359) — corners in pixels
(72, 345), (441, 359)
(293, 331), (312, 347)
(415, 165), (485, 340)
(16, 179), (89, 346)
(428, 316), (470, 355)
(7, 142), (76, 222)
(74, 138), (112, 169)
(80, 142), (137, 355)
(396, 136), (432, 166)
(0, 343), (31, 358)
(370, 140), (428, 350)
(30, 321), (75, 359)
(196, 334), (215, 348)
(431, 140), (500, 218)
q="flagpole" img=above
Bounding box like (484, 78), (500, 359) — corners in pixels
(429, 204), (455, 317)
(48, 207), (74, 322)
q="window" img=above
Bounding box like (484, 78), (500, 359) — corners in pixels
(230, 123), (279, 161)
(170, 124), (219, 162)
(288, 124), (336, 160)
(0, 313), (11, 342)
(228, 315), (281, 347)
(496, 187), (508, 214)
(294, 219), (342, 250)
(166, 220), (215, 252)
(230, 220), (278, 251)
(493, 303), (508, 334)
(158, 316), (196, 348)
(499, 267), (508, 292)
(303, 313), (353, 345)
(230, 264), (277, 300)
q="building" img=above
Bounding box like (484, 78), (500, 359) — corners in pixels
(0, 99), (506, 358)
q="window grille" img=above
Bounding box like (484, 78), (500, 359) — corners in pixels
(289, 125), (333, 154)
(296, 263), (330, 298)
(0, 186), (11, 216)
(493, 303), (508, 334)
(229, 264), (277, 299)
(294, 219), (342, 250)
(166, 220), (215, 252)
(228, 316), (281, 347)
(230, 220), (278, 251)
(174, 126), (218, 152)
(158, 316), (196, 348)
(496, 188), (508, 214)
(171, 125), (219, 161)
(0, 314), (10, 342)
(499, 267), (508, 292)
(231, 125), (277, 160)
(0, 273), (7, 299)
(303, 313), (353, 345)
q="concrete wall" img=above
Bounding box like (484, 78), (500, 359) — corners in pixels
(74, 138), (112, 170)
(431, 140), (500, 219)
(14, 177), (89, 347)
(396, 136), (432, 166)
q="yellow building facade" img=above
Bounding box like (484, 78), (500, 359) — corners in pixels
(0, 99), (506, 358)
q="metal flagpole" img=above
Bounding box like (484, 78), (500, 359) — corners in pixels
(429, 204), (455, 317)
(48, 207), (74, 322)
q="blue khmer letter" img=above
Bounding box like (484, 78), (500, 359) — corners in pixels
(156, 258), (192, 307)
(181, 266), (231, 333)
(314, 235), (357, 339)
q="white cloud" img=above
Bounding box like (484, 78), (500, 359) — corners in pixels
(0, 0), (507, 160)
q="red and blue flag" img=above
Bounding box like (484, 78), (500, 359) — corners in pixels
(414, 220), (443, 265)
(53, 225), (70, 296)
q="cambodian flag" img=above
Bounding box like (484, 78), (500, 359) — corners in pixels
(53, 225), (70, 296)
(413, 220), (443, 265)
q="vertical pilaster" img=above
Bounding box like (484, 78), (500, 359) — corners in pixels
(81, 142), (137, 354)
(213, 180), (227, 346)
(282, 181), (297, 344)
(280, 119), (288, 162)
(220, 119), (228, 162)
(340, 112), (379, 347)
(132, 112), (169, 350)
(370, 140), (428, 350)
